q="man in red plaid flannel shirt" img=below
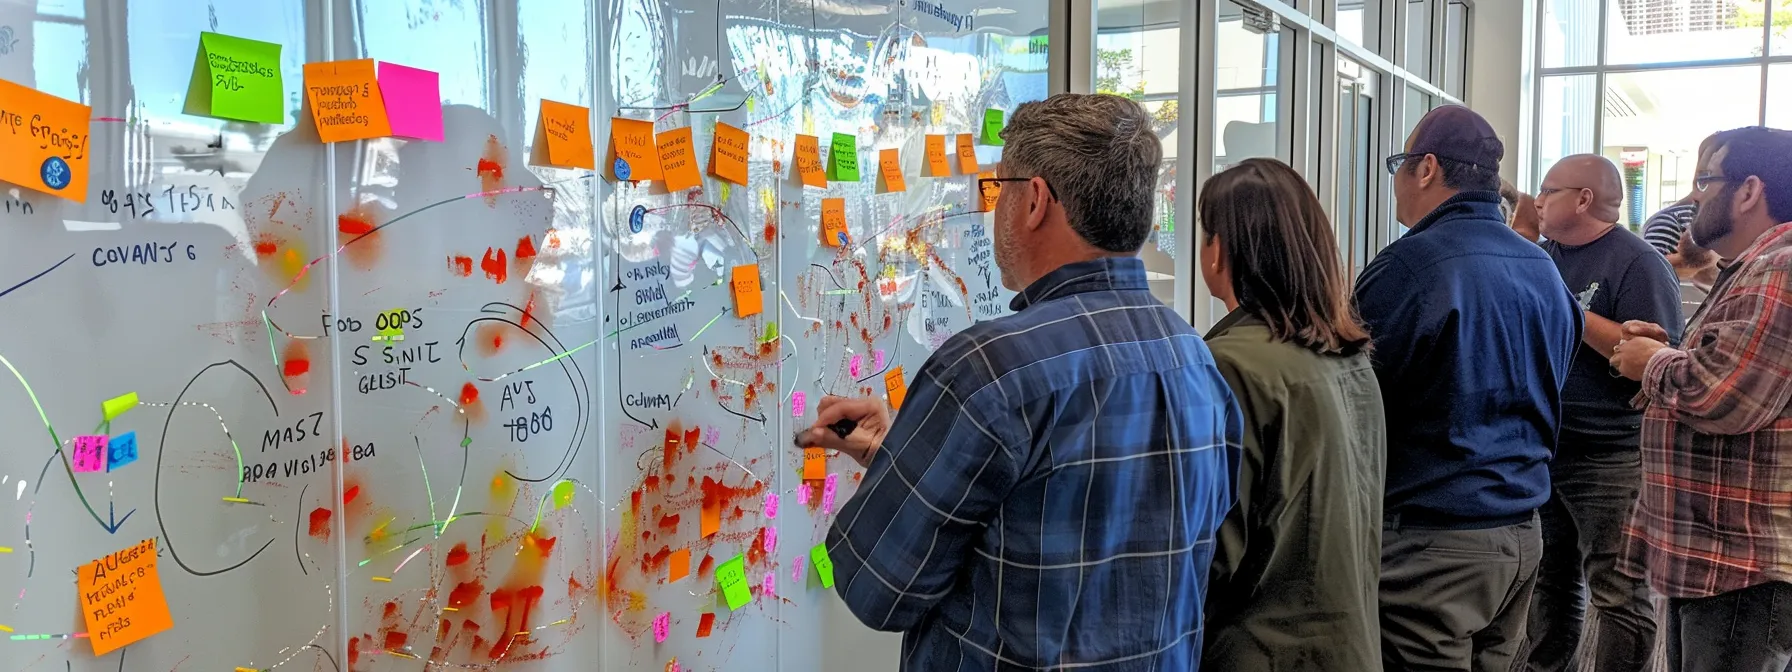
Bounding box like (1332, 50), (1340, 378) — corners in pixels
(1611, 126), (1792, 672)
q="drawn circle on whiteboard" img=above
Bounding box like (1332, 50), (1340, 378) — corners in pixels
(613, 158), (632, 181)
(40, 157), (71, 191)
(629, 205), (646, 234)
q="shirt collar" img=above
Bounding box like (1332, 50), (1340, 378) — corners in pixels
(1405, 190), (1503, 237)
(1203, 306), (1262, 340)
(1009, 257), (1150, 311)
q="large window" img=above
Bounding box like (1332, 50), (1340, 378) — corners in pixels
(1097, 0), (1183, 306)
(1531, 0), (1792, 228)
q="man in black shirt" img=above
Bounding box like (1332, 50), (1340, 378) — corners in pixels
(1521, 154), (1683, 671)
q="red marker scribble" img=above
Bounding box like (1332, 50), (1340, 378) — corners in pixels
(480, 247), (509, 284)
(447, 255), (474, 277)
(336, 203), (384, 271)
(446, 542), (471, 567)
(514, 235), (537, 260)
(459, 382), (486, 423)
(281, 341), (311, 394)
(347, 637), (361, 668)
(696, 612), (715, 637)
(697, 553), (716, 579)
(308, 507), (333, 541)
(476, 135), (508, 205)
(448, 580), (484, 609)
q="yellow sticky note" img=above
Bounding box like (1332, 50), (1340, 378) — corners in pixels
(668, 548), (691, 583)
(657, 127), (702, 192)
(884, 366), (907, 409)
(793, 134), (827, 188)
(302, 59), (392, 143)
(731, 264), (763, 318)
(923, 135), (951, 177)
(531, 99), (595, 170)
(956, 133), (980, 175)
(820, 198), (849, 247)
(78, 538), (173, 656)
(803, 447), (826, 480)
(709, 122), (750, 186)
(102, 392), (138, 422)
(0, 78), (91, 201)
(609, 117), (663, 182)
(978, 170), (999, 212)
(878, 148), (906, 193)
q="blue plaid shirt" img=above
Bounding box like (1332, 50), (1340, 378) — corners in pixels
(828, 257), (1242, 671)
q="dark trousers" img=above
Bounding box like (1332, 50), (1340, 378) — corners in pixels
(1665, 582), (1792, 672)
(1521, 450), (1656, 672)
(1380, 513), (1542, 672)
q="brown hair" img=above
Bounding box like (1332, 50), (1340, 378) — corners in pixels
(1198, 158), (1372, 356)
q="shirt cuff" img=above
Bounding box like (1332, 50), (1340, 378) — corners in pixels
(1640, 346), (1688, 402)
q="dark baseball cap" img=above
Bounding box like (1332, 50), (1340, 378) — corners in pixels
(1406, 105), (1504, 173)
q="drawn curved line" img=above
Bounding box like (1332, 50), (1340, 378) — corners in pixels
(452, 304), (590, 483)
(155, 360), (280, 576)
(717, 399), (767, 424)
(294, 483), (309, 576)
(305, 644), (343, 672)
(0, 253), (75, 300)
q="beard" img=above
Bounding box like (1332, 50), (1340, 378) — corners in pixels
(993, 215), (1023, 291)
(1690, 183), (1738, 249)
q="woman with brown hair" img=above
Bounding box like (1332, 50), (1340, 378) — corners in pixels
(1198, 158), (1387, 671)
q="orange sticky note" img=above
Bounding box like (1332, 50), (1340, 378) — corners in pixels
(657, 127), (701, 192)
(731, 264), (763, 318)
(877, 148), (906, 193)
(78, 538), (173, 656)
(609, 117), (663, 182)
(531, 99), (595, 169)
(884, 366), (907, 409)
(956, 133), (980, 174)
(978, 170), (999, 212)
(803, 447), (826, 480)
(709, 122), (750, 186)
(668, 548), (691, 583)
(821, 198), (849, 247)
(924, 135), (951, 177)
(793, 134), (827, 188)
(0, 78), (91, 201)
(701, 494), (721, 538)
(302, 59), (392, 143)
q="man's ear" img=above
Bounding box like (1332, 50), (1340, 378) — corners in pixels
(1023, 176), (1052, 231)
(1738, 176), (1767, 217)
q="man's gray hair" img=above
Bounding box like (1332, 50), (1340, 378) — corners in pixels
(1000, 94), (1162, 252)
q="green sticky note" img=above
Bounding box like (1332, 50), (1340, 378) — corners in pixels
(101, 392), (138, 423)
(716, 554), (751, 610)
(810, 543), (835, 588)
(551, 480), (576, 509)
(183, 32), (285, 124)
(761, 322), (778, 343)
(827, 133), (860, 181)
(982, 109), (1006, 146)
(374, 308), (406, 343)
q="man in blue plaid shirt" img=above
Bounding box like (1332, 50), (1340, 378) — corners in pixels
(796, 93), (1242, 671)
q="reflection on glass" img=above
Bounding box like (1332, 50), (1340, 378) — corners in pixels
(1443, 0), (1467, 97)
(1537, 74), (1597, 185)
(1406, 0), (1432, 81)
(1541, 0), (1599, 68)
(1097, 0), (1181, 306)
(1606, 0), (1766, 65)
(1337, 59), (1378, 271)
(1337, 0), (1367, 48)
(1216, 1), (1283, 173)
(1602, 67), (1763, 227)
(1770, 65), (1792, 127)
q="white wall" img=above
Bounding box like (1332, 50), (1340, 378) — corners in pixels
(1468, 0), (1536, 185)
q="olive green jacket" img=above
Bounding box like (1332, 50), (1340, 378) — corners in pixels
(1202, 309), (1387, 672)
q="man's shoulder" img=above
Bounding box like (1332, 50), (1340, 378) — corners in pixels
(926, 293), (1206, 393)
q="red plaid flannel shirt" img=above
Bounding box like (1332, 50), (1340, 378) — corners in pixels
(1622, 221), (1792, 599)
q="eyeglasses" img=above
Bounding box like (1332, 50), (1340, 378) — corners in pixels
(1695, 174), (1731, 192)
(1385, 153), (1416, 175)
(1536, 186), (1588, 199)
(977, 177), (1059, 203)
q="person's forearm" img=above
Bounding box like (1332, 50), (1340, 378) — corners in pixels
(1583, 311), (1623, 355)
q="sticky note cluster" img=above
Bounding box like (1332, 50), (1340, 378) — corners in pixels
(79, 538), (174, 656)
(303, 59), (442, 143)
(0, 77), (91, 201)
(183, 32), (284, 124)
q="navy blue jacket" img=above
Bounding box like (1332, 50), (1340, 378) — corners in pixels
(1355, 191), (1581, 527)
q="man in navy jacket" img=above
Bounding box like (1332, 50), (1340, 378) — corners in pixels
(1355, 105), (1582, 672)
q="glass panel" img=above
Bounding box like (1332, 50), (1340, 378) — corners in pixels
(1406, 0), (1432, 81)
(1767, 0), (1792, 55)
(1443, 0), (1468, 97)
(1217, 0), (1285, 171)
(1608, 0), (1767, 65)
(1337, 59), (1379, 271)
(1097, 0), (1183, 306)
(1603, 67), (1763, 229)
(1403, 85), (1431, 141)
(1770, 64), (1792, 128)
(1338, 0), (1368, 48)
(1541, 0), (1599, 68)
(1536, 74), (1598, 187)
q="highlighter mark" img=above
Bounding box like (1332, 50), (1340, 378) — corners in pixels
(281, 340), (312, 394)
(446, 542), (470, 567)
(480, 247), (509, 284)
(307, 507), (333, 541)
(337, 204), (384, 271)
(459, 382), (486, 423)
(476, 135), (508, 205)
(514, 235), (537, 260)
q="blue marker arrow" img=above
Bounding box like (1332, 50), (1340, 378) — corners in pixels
(100, 501), (135, 534)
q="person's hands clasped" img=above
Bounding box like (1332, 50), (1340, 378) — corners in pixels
(1610, 335), (1668, 381)
(1621, 320), (1671, 343)
(793, 395), (890, 468)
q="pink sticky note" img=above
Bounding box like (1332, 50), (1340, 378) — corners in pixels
(791, 556), (806, 583)
(874, 349), (886, 369)
(764, 526), (777, 553)
(762, 571), (775, 597)
(849, 354), (862, 377)
(668, 662), (680, 672)
(378, 62), (444, 142)
(822, 473), (838, 512)
(652, 611), (670, 643)
(764, 493), (779, 519)
(797, 483), (811, 505)
(71, 435), (107, 473)
(791, 391), (807, 417)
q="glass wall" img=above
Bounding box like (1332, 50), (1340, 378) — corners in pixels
(1530, 0), (1792, 231)
(1097, 0), (1183, 305)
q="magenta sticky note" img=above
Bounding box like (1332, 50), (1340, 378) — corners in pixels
(764, 526), (777, 553)
(797, 483), (810, 505)
(378, 62), (443, 142)
(791, 391), (807, 417)
(652, 611), (669, 642)
(71, 435), (108, 473)
(791, 556), (806, 583)
(822, 473), (838, 512)
(762, 571), (775, 596)
(849, 354), (862, 377)
(874, 349), (886, 369)
(764, 492), (779, 519)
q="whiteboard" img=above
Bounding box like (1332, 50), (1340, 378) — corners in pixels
(0, 0), (1048, 670)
